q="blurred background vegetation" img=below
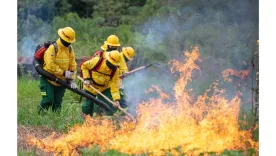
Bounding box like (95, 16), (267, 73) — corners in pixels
(17, 0), (259, 110)
(17, 0), (258, 67)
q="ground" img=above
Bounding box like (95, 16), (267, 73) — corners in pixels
(17, 125), (59, 155)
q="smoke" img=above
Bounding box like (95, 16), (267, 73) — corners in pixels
(123, 67), (176, 115)
(19, 25), (53, 57)
(125, 0), (258, 113)
(17, 0), (258, 111)
(18, 0), (58, 57)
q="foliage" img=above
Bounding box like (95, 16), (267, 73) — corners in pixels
(80, 146), (131, 156)
(17, 0), (258, 79)
(18, 76), (83, 132)
(18, 150), (36, 156)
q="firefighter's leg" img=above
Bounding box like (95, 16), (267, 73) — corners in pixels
(82, 90), (96, 116)
(53, 86), (66, 113)
(119, 89), (128, 109)
(38, 76), (54, 115)
(97, 88), (117, 116)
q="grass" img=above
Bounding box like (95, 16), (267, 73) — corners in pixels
(18, 151), (36, 156)
(239, 107), (259, 142)
(80, 146), (132, 156)
(17, 74), (258, 156)
(79, 147), (257, 156)
(17, 75), (84, 133)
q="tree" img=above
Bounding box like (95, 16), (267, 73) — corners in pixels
(92, 0), (130, 26)
(67, 0), (95, 18)
(55, 0), (72, 17)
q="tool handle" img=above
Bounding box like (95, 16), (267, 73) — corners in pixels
(77, 76), (135, 120)
(119, 64), (152, 78)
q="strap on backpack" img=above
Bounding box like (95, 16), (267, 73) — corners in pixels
(91, 58), (117, 80)
(82, 51), (117, 86)
(68, 46), (72, 53)
(110, 68), (117, 79)
(52, 42), (72, 54)
(92, 55), (104, 71)
(91, 51), (116, 78)
(52, 42), (58, 54)
(90, 51), (117, 81)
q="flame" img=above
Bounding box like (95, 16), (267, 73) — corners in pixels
(221, 68), (249, 81)
(28, 46), (258, 155)
(146, 85), (171, 100)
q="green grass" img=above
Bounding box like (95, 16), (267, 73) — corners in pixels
(18, 151), (36, 156)
(79, 147), (257, 156)
(80, 146), (132, 156)
(18, 75), (258, 155)
(18, 75), (84, 133)
(239, 107), (259, 142)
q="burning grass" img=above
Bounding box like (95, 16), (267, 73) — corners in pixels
(27, 47), (258, 156)
(18, 125), (61, 156)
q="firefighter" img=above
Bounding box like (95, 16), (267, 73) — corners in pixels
(115, 47), (136, 109)
(95, 34), (121, 57)
(81, 50), (121, 116)
(38, 26), (77, 114)
(104, 34), (120, 51)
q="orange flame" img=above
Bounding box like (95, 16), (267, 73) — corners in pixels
(28, 46), (258, 155)
(221, 68), (249, 82)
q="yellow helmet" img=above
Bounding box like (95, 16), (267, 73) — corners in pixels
(101, 43), (108, 50)
(104, 35), (120, 47)
(106, 50), (121, 66)
(122, 47), (135, 61)
(58, 27), (76, 43)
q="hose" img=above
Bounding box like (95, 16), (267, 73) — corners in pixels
(33, 58), (111, 111)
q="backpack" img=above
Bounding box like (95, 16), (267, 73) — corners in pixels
(79, 50), (117, 80)
(78, 50), (117, 103)
(34, 41), (72, 66)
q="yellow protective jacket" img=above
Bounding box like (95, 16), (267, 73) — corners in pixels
(94, 51), (128, 74)
(43, 39), (77, 86)
(116, 52), (129, 89)
(81, 57), (120, 101)
(119, 52), (129, 75)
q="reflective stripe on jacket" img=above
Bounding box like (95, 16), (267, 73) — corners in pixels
(43, 39), (77, 86)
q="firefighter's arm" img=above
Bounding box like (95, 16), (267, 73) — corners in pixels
(44, 45), (63, 76)
(119, 57), (129, 75)
(68, 47), (77, 80)
(110, 69), (121, 101)
(81, 57), (99, 79)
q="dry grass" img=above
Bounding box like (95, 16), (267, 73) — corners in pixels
(17, 125), (62, 156)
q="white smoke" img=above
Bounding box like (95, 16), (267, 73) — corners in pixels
(123, 0), (258, 114)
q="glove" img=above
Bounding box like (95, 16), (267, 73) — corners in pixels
(64, 71), (74, 79)
(114, 101), (120, 107)
(119, 72), (129, 79)
(69, 80), (77, 89)
(83, 79), (91, 86)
